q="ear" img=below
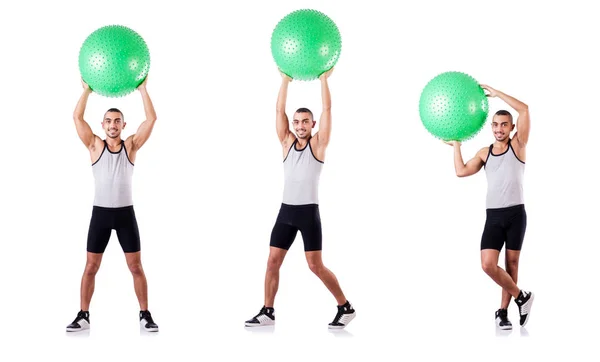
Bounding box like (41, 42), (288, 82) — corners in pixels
(312, 121), (316, 129)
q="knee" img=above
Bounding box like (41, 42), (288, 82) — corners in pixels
(266, 257), (283, 272)
(128, 262), (144, 276)
(308, 261), (324, 276)
(506, 259), (519, 273)
(84, 262), (100, 276)
(481, 261), (496, 276)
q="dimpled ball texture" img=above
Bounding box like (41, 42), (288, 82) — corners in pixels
(419, 71), (489, 142)
(271, 9), (341, 81)
(78, 25), (150, 98)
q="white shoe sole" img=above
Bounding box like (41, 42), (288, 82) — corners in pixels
(328, 312), (356, 329)
(140, 320), (159, 332)
(66, 327), (89, 332)
(245, 320), (275, 327)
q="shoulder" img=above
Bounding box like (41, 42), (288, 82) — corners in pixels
(477, 146), (490, 157)
(476, 146), (490, 163)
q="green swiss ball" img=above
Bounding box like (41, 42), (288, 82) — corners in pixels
(419, 71), (489, 141)
(78, 25), (150, 97)
(271, 9), (341, 81)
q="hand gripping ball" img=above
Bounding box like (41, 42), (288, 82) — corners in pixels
(419, 71), (489, 141)
(271, 9), (341, 81)
(78, 25), (150, 97)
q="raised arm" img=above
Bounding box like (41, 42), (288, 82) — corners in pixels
(315, 68), (333, 147)
(481, 84), (530, 146)
(130, 77), (157, 151)
(73, 80), (99, 150)
(276, 71), (293, 145)
(445, 141), (487, 177)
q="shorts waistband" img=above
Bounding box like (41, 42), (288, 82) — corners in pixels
(281, 203), (319, 209)
(486, 204), (524, 213)
(93, 205), (134, 211)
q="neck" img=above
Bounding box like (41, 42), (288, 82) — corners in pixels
(105, 137), (122, 147)
(296, 136), (310, 148)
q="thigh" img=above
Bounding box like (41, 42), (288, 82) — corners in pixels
(506, 207), (527, 251)
(298, 206), (322, 252)
(87, 208), (112, 254)
(115, 207), (141, 253)
(481, 213), (506, 251)
(270, 222), (298, 250)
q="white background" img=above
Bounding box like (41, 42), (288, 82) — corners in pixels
(0, 0), (598, 360)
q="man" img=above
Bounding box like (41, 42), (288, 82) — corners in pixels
(245, 68), (355, 329)
(66, 77), (159, 332)
(446, 84), (533, 330)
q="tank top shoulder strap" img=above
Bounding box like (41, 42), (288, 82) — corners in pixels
(308, 137), (324, 163)
(283, 138), (298, 163)
(508, 138), (525, 164)
(484, 144), (493, 166)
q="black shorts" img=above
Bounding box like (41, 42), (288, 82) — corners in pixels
(481, 204), (527, 251)
(270, 203), (322, 252)
(87, 206), (141, 253)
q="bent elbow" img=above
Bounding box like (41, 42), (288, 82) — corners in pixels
(456, 169), (468, 177)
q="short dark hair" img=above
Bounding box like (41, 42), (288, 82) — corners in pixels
(295, 107), (313, 120)
(494, 110), (513, 122)
(105, 108), (124, 120)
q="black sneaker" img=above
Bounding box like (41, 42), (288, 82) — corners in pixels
(495, 309), (512, 330)
(328, 301), (356, 329)
(245, 306), (275, 327)
(514, 290), (534, 326)
(66, 310), (90, 332)
(140, 310), (159, 332)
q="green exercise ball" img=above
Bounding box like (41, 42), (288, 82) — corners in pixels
(78, 25), (150, 97)
(271, 9), (341, 81)
(419, 71), (489, 141)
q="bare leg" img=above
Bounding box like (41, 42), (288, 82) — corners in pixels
(124, 252), (148, 310)
(80, 252), (104, 311)
(264, 247), (288, 307)
(501, 250), (521, 309)
(305, 251), (346, 305)
(481, 249), (520, 298)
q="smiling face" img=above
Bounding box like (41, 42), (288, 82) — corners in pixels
(491, 112), (514, 142)
(102, 110), (125, 139)
(293, 111), (315, 140)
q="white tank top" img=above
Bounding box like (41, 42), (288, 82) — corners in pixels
(282, 138), (323, 205)
(484, 139), (525, 209)
(92, 140), (134, 207)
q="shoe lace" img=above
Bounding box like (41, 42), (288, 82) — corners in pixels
(141, 311), (155, 324)
(256, 307), (272, 318)
(73, 311), (88, 323)
(331, 306), (346, 323)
